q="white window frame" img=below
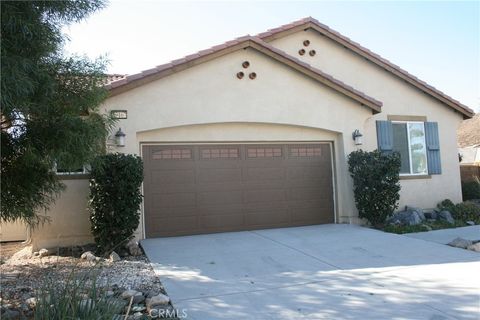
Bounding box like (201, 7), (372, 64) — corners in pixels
(392, 121), (428, 176)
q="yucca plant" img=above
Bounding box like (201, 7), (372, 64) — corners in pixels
(34, 264), (125, 319)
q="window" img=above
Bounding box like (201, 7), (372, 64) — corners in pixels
(290, 147), (322, 157)
(55, 163), (89, 175)
(247, 147), (282, 158)
(392, 121), (428, 175)
(201, 148), (239, 159)
(152, 149), (192, 160)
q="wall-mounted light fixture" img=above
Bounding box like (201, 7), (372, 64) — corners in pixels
(115, 128), (126, 147)
(352, 129), (363, 145)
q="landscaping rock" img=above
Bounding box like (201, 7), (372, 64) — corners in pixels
(80, 251), (97, 262)
(1, 309), (20, 319)
(126, 240), (142, 256)
(466, 221), (475, 226)
(146, 293), (170, 310)
(38, 248), (50, 258)
(25, 297), (37, 308)
(387, 209), (424, 226)
(132, 311), (143, 319)
(110, 251), (121, 262)
(438, 210), (455, 224)
(405, 206), (426, 220)
(423, 210), (438, 220)
(121, 289), (144, 304)
(467, 242), (480, 252)
(447, 237), (473, 249)
(131, 305), (146, 312)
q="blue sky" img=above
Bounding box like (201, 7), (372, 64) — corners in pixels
(64, 1), (479, 111)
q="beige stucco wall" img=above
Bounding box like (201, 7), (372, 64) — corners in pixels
(0, 221), (28, 242)
(271, 30), (464, 209)
(30, 179), (92, 251)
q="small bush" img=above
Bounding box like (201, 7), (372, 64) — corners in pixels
(437, 199), (480, 224)
(89, 153), (143, 253)
(348, 150), (401, 227)
(453, 202), (480, 223)
(462, 178), (480, 201)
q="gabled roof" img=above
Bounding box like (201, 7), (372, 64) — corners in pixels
(258, 17), (474, 119)
(106, 36), (382, 113)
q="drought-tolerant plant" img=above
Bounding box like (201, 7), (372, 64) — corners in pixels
(34, 266), (124, 319)
(462, 178), (480, 201)
(89, 153), (143, 253)
(348, 150), (401, 227)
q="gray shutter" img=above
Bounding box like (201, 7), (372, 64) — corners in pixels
(425, 122), (441, 174)
(376, 120), (393, 152)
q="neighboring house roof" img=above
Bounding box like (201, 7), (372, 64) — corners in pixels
(458, 113), (480, 148)
(257, 17), (474, 119)
(106, 36), (382, 112)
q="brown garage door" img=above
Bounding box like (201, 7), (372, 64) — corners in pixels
(143, 144), (334, 237)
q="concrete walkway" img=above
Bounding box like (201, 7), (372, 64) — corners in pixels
(142, 224), (480, 320)
(405, 225), (480, 245)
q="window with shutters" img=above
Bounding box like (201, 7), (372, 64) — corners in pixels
(392, 121), (428, 175)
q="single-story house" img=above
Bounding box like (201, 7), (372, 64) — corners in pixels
(26, 17), (474, 249)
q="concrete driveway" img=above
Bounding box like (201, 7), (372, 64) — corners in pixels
(141, 225), (480, 320)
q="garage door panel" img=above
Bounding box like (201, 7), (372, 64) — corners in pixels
(197, 168), (242, 183)
(200, 214), (244, 229)
(151, 169), (196, 184)
(153, 192), (197, 208)
(198, 204), (243, 216)
(143, 143), (334, 237)
(243, 188), (287, 203)
(245, 209), (289, 226)
(243, 167), (285, 181)
(147, 215), (198, 234)
(288, 187), (332, 201)
(198, 190), (243, 205)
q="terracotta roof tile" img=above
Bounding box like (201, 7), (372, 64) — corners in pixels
(259, 17), (473, 117)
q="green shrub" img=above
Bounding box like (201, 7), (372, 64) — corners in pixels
(453, 202), (480, 223)
(348, 150), (401, 227)
(89, 153), (143, 253)
(437, 199), (480, 224)
(437, 199), (456, 213)
(462, 178), (480, 201)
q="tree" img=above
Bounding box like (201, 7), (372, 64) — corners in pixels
(1, 1), (112, 225)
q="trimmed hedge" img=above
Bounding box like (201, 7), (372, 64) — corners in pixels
(88, 153), (143, 253)
(348, 150), (401, 227)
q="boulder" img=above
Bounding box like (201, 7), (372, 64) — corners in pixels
(38, 248), (50, 258)
(25, 297), (37, 308)
(467, 242), (480, 252)
(387, 209), (424, 226)
(438, 210), (455, 224)
(126, 239), (142, 256)
(466, 221), (475, 226)
(405, 206), (426, 221)
(447, 237), (472, 249)
(146, 293), (170, 311)
(80, 251), (97, 262)
(109, 251), (121, 262)
(121, 290), (144, 304)
(423, 210), (438, 220)
(1, 309), (20, 320)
